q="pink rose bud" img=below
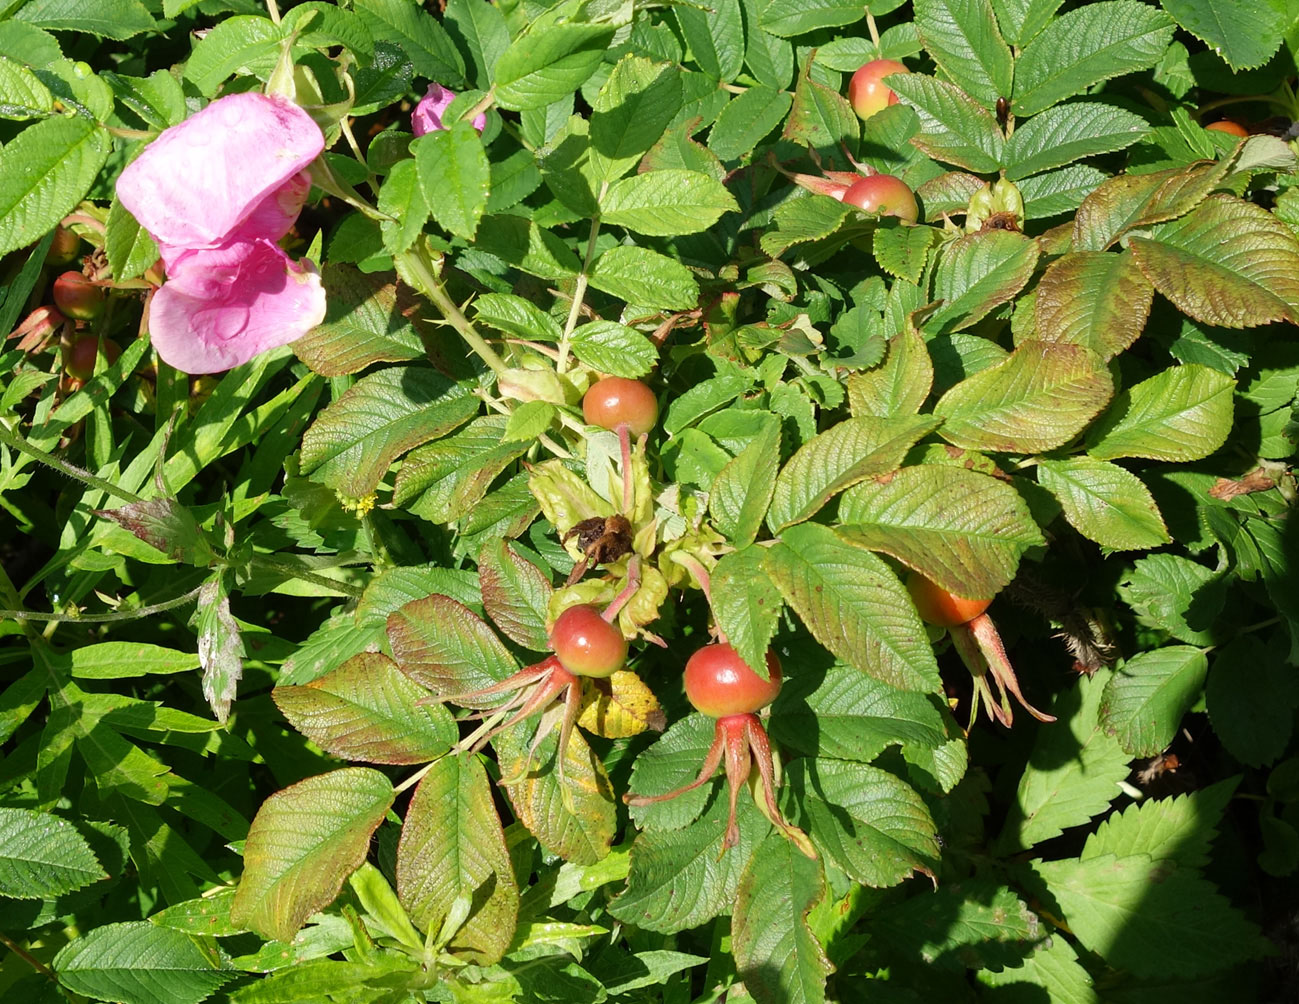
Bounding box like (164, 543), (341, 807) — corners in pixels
(412, 83), (486, 136)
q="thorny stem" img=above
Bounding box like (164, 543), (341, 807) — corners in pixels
(0, 425), (146, 505)
(602, 556), (641, 623)
(400, 247), (510, 377)
(557, 184), (607, 374)
(0, 585), (204, 625)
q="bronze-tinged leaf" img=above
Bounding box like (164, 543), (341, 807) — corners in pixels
(1034, 250), (1154, 359)
(846, 326), (934, 419)
(93, 498), (215, 566)
(293, 265), (428, 377)
(387, 594), (517, 707)
(272, 653), (457, 765)
(577, 670), (666, 738)
(1072, 170), (1167, 251)
(479, 539), (553, 652)
(1129, 194), (1299, 328)
(928, 229), (1040, 333)
(231, 768), (394, 943)
(396, 756), (518, 965)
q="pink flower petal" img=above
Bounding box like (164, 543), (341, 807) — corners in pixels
(230, 169), (312, 244)
(117, 93), (324, 250)
(412, 83), (485, 136)
(149, 240), (326, 374)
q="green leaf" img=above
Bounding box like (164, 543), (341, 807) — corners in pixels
(1033, 250), (1154, 359)
(1011, 2), (1174, 117)
(765, 524), (942, 693)
(53, 921), (234, 1004)
(477, 215), (581, 279)
(839, 464), (1044, 598)
(711, 547), (783, 679)
(1159, 0), (1283, 71)
(445, 0), (507, 89)
(991, 0), (1061, 45)
(568, 320), (658, 378)
(473, 292), (563, 342)
(846, 327), (934, 418)
(709, 415), (781, 546)
(930, 229), (1040, 333)
(600, 169), (739, 236)
(1087, 364), (1234, 462)
(784, 53), (859, 154)
(675, 0), (743, 82)
(353, 0), (464, 84)
(1206, 636), (1299, 767)
(625, 713), (718, 831)
(1129, 194), (1299, 328)
(872, 224), (938, 283)
(886, 73), (1004, 173)
(105, 196), (160, 283)
(1084, 779), (1237, 870)
(1118, 553), (1224, 645)
(0, 115), (110, 258)
(1018, 164), (1108, 219)
(761, 0), (864, 36)
(935, 340), (1114, 453)
(1000, 670), (1130, 850)
(1037, 457), (1169, 550)
(387, 593), (516, 703)
(588, 245), (699, 309)
(913, 0), (1014, 108)
(732, 833), (832, 1004)
(768, 414), (939, 531)
(1031, 854), (1269, 978)
(708, 85), (793, 161)
(183, 15), (283, 96)
(494, 20), (614, 111)
(396, 755), (517, 963)
(272, 652), (456, 765)
(232, 768), (394, 943)
(785, 758), (940, 886)
(1004, 102), (1149, 180)
(395, 417), (531, 525)
(478, 538), (552, 651)
(68, 642), (200, 679)
(0, 55), (52, 118)
(415, 121), (490, 240)
(588, 55), (683, 181)
(16, 0), (154, 40)
(293, 266), (427, 377)
(977, 937), (1098, 1003)
(1100, 646), (1208, 756)
(0, 807), (105, 898)
(299, 366), (479, 498)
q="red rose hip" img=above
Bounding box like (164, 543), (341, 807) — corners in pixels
(64, 335), (121, 380)
(52, 272), (105, 321)
(906, 572), (992, 627)
(582, 377), (658, 437)
(1205, 120), (1248, 137)
(684, 643), (781, 718)
(848, 59), (908, 121)
(550, 604), (628, 678)
(843, 175), (919, 223)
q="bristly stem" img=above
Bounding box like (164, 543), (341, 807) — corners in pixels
(401, 247), (510, 377)
(557, 183), (607, 374)
(0, 425), (146, 505)
(0, 585), (204, 624)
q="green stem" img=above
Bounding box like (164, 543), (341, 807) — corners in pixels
(461, 87), (496, 127)
(265, 0), (281, 24)
(399, 248), (510, 377)
(251, 556), (365, 599)
(0, 425), (146, 505)
(0, 931), (56, 980)
(865, 9), (881, 47)
(0, 585), (203, 624)
(557, 184), (607, 375)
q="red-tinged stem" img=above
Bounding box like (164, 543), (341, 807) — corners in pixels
(467, 664), (576, 753)
(721, 716), (753, 850)
(618, 422), (634, 515)
(624, 721), (727, 805)
(553, 674), (586, 788)
(949, 622), (1014, 728)
(967, 613), (1056, 723)
(602, 555), (641, 623)
(434, 657), (560, 708)
(745, 717), (818, 859)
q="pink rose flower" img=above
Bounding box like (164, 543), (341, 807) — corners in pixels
(116, 92), (328, 374)
(412, 83), (486, 136)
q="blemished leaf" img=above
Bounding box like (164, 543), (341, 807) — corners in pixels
(711, 547), (783, 678)
(272, 653), (457, 764)
(1206, 636), (1299, 767)
(846, 327), (934, 418)
(935, 340), (1114, 453)
(395, 416), (531, 525)
(611, 792), (767, 933)
(568, 321), (658, 378)
(588, 245), (699, 309)
(415, 121), (490, 240)
(353, 0), (464, 84)
(577, 670), (665, 738)
(1100, 646), (1208, 756)
(493, 19), (614, 111)
(1003, 102), (1149, 180)
(478, 539), (552, 651)
(94, 498), (215, 566)
(786, 758), (940, 885)
(1000, 670), (1131, 851)
(195, 576), (243, 725)
(1033, 250), (1153, 359)
(1037, 457), (1170, 551)
(1159, 0), (1283, 71)
(767, 414), (940, 531)
(231, 768), (394, 943)
(839, 464), (1044, 598)
(0, 115), (110, 257)
(765, 524), (943, 693)
(733, 832), (832, 1004)
(53, 921), (234, 1004)
(0, 807), (105, 899)
(299, 366), (479, 498)
(590, 55), (684, 180)
(1129, 195), (1299, 328)
(913, 0), (1014, 108)
(929, 229), (1040, 333)
(600, 169), (739, 236)
(1031, 854), (1269, 978)
(396, 755), (517, 964)
(1087, 364), (1234, 462)
(887, 73), (1004, 173)
(292, 265), (428, 377)
(784, 53), (858, 153)
(387, 593), (517, 704)
(1011, 1), (1174, 117)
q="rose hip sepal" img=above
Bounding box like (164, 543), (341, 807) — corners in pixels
(624, 644), (816, 859)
